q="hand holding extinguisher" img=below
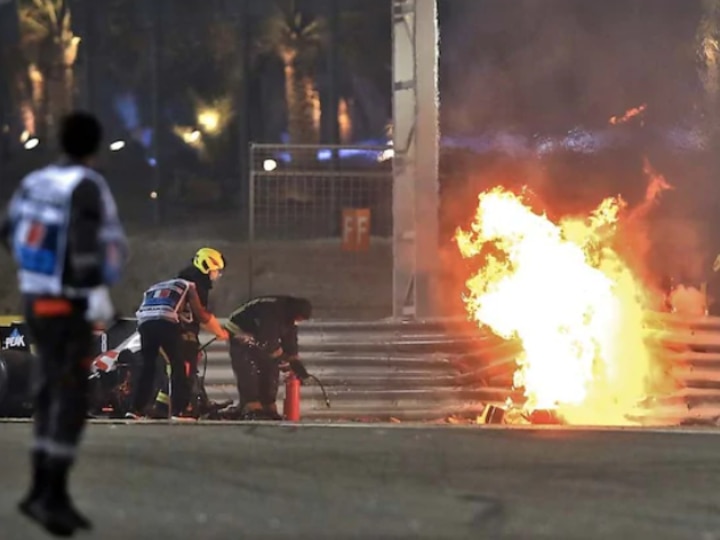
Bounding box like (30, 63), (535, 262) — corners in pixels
(287, 358), (310, 382)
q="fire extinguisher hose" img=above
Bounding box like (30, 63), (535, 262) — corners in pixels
(198, 338), (217, 382)
(308, 374), (331, 408)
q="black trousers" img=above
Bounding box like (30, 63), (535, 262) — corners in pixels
(154, 330), (201, 411)
(180, 330), (200, 395)
(229, 341), (280, 410)
(24, 297), (93, 465)
(133, 319), (188, 416)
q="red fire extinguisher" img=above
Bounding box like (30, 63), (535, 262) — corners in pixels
(283, 373), (301, 421)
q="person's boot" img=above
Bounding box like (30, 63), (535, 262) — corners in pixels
(18, 450), (46, 514)
(241, 410), (267, 420)
(58, 492), (92, 531)
(20, 484), (79, 537)
(146, 402), (169, 419)
(19, 497), (77, 537)
(45, 458), (92, 531)
(37, 457), (92, 535)
(240, 401), (266, 420)
(262, 404), (283, 421)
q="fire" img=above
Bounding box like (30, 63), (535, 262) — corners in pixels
(668, 285), (707, 317)
(609, 104), (647, 125)
(456, 188), (654, 425)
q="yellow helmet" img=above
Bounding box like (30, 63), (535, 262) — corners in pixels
(193, 247), (226, 275)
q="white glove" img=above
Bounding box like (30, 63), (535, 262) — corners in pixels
(86, 286), (115, 325)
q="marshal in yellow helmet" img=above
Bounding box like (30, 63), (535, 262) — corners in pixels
(193, 247), (226, 278)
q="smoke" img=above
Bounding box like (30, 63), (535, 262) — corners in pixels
(669, 284), (707, 315)
(439, 0), (702, 133)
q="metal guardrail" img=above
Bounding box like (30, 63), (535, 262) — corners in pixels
(198, 313), (720, 424)
(201, 319), (500, 421)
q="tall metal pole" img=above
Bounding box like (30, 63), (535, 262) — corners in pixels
(327, 1), (340, 146)
(149, 0), (161, 225)
(391, 0), (416, 319)
(80, 0), (95, 111)
(247, 143), (256, 298)
(413, 0), (439, 319)
(0, 0), (20, 191)
(242, 0), (255, 297)
(326, 0), (340, 233)
(239, 0), (251, 232)
(391, 0), (439, 319)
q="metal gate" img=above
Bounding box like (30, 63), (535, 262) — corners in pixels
(247, 143), (393, 319)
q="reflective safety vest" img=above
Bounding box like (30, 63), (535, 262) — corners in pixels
(136, 279), (194, 325)
(7, 164), (127, 297)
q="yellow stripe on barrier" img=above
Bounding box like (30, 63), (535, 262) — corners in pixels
(0, 315), (23, 326)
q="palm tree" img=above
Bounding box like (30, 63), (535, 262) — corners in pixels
(257, 0), (327, 146)
(17, 0), (80, 135)
(698, 0), (720, 131)
(0, 5), (34, 138)
(334, 3), (392, 142)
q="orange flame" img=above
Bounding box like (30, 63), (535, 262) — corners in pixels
(632, 158), (672, 218)
(609, 104), (647, 125)
(455, 188), (655, 425)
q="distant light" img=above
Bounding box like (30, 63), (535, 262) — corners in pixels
(148, 157), (157, 167)
(378, 148), (394, 162)
(109, 140), (125, 151)
(263, 159), (277, 172)
(197, 109), (220, 134)
(24, 137), (39, 150)
(182, 130), (201, 144)
(149, 191), (158, 199)
(20, 130), (30, 143)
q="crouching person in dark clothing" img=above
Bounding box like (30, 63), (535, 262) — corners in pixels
(226, 296), (312, 420)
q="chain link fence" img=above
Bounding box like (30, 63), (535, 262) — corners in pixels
(246, 144), (393, 318)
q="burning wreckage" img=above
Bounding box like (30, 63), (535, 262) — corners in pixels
(453, 163), (705, 426)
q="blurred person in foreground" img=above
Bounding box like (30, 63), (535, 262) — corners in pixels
(149, 247), (226, 417)
(226, 295), (312, 420)
(1, 111), (128, 536)
(128, 262), (229, 419)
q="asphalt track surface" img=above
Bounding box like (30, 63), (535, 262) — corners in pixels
(3, 422), (720, 540)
